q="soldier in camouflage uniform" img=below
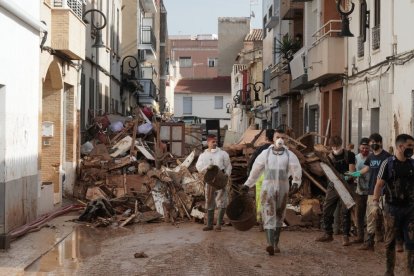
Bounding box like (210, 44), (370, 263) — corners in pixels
(374, 134), (414, 276)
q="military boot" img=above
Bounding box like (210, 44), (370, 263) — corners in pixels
(359, 234), (375, 251)
(352, 230), (365, 244)
(385, 247), (396, 276)
(407, 250), (414, 274)
(274, 227), (281, 253)
(203, 209), (214, 231)
(265, 229), (275, 256)
(215, 208), (225, 231)
(315, 233), (334, 242)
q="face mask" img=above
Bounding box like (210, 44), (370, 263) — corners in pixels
(210, 148), (217, 153)
(370, 144), (380, 151)
(404, 148), (414, 158)
(274, 138), (284, 149)
(332, 148), (343, 155)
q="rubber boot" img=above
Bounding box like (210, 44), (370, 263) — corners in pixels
(385, 246), (396, 276)
(407, 250), (414, 274)
(215, 208), (225, 231)
(274, 227), (281, 253)
(203, 209), (214, 231)
(265, 229), (275, 256)
(359, 234), (375, 251)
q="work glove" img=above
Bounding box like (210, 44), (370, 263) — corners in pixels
(370, 200), (380, 219)
(344, 175), (350, 181)
(240, 185), (249, 194)
(345, 171), (361, 178)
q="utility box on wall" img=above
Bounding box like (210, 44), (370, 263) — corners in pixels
(42, 121), (54, 137)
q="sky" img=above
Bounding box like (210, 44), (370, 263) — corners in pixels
(163, 0), (263, 35)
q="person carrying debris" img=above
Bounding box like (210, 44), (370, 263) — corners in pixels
(315, 135), (356, 246)
(346, 133), (391, 250)
(246, 129), (275, 228)
(240, 131), (302, 255)
(196, 134), (232, 231)
(373, 134), (414, 275)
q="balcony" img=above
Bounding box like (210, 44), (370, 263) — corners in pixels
(307, 20), (345, 83)
(141, 0), (158, 13)
(137, 79), (157, 106)
(265, 9), (280, 30)
(290, 48), (314, 90)
(139, 26), (157, 60)
(280, 0), (304, 20)
(372, 25), (380, 50)
(51, 0), (86, 60)
(279, 73), (292, 96)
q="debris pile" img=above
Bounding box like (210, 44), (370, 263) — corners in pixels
(224, 129), (355, 228)
(76, 109), (355, 231)
(75, 108), (205, 227)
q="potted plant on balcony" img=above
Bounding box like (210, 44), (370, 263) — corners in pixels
(274, 34), (302, 73)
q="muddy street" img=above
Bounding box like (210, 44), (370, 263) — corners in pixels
(24, 222), (407, 276)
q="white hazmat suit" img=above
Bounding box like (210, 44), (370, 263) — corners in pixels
(244, 145), (302, 230)
(196, 148), (232, 210)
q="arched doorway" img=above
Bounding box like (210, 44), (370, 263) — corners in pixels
(41, 60), (63, 205)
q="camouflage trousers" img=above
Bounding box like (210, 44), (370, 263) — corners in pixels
(383, 204), (414, 273)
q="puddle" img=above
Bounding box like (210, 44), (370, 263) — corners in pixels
(24, 225), (127, 274)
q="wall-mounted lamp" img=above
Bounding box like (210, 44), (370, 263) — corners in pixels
(83, 9), (107, 48)
(121, 55), (141, 102)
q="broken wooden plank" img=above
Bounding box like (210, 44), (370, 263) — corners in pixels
(120, 214), (137, 227)
(111, 136), (138, 157)
(319, 162), (355, 209)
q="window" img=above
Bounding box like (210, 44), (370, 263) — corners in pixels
(183, 97), (192, 114)
(179, 57), (192, 68)
(262, 15), (267, 38)
(88, 78), (95, 123)
(374, 0), (380, 27)
(208, 58), (218, 67)
(214, 96), (223, 109)
(81, 74), (86, 130)
(359, 0), (368, 42)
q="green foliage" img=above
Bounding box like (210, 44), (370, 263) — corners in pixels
(274, 35), (302, 61)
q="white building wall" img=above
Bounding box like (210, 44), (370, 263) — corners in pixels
(174, 93), (231, 128)
(0, 0), (42, 234)
(345, 0), (414, 148)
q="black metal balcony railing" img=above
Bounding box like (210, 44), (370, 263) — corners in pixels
(372, 25), (380, 50)
(357, 36), (365, 58)
(140, 26), (157, 50)
(139, 79), (156, 99)
(53, 0), (83, 18)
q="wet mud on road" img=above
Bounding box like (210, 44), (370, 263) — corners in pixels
(25, 223), (407, 275)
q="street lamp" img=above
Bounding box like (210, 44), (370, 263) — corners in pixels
(245, 81), (265, 102)
(121, 55), (141, 103)
(83, 9), (107, 48)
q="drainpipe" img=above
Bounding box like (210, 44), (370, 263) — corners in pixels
(342, 36), (349, 145)
(389, 0), (395, 146)
(0, 0), (47, 32)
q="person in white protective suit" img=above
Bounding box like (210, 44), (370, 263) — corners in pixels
(196, 135), (232, 231)
(241, 134), (302, 255)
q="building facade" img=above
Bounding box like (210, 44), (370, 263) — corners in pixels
(0, 0), (47, 248)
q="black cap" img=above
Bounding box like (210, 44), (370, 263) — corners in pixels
(360, 137), (370, 145)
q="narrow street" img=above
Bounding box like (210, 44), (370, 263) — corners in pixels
(24, 222), (405, 276)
